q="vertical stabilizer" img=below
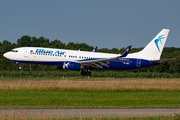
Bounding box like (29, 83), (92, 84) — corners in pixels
(133, 29), (169, 60)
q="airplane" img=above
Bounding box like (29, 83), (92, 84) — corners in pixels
(3, 29), (173, 76)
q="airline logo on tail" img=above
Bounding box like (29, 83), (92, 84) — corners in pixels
(154, 35), (164, 51)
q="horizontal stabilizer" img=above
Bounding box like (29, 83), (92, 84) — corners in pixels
(150, 58), (176, 63)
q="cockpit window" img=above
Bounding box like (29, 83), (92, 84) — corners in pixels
(11, 50), (18, 52)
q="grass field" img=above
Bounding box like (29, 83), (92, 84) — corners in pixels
(0, 114), (179, 120)
(0, 80), (180, 108)
(1, 90), (180, 108)
(0, 117), (179, 120)
(0, 80), (180, 91)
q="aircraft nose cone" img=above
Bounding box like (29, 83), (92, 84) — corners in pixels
(3, 52), (9, 59)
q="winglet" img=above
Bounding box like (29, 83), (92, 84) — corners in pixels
(121, 45), (132, 57)
(92, 46), (98, 52)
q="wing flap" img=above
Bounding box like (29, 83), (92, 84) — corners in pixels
(98, 62), (109, 67)
(93, 63), (103, 69)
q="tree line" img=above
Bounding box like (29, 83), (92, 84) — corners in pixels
(0, 35), (179, 73)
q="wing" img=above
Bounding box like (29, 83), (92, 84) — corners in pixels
(78, 45), (132, 69)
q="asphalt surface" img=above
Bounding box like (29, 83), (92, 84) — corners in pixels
(0, 109), (180, 117)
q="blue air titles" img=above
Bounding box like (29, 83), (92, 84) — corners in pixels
(34, 49), (66, 55)
(54, 51), (66, 55)
(36, 49), (53, 54)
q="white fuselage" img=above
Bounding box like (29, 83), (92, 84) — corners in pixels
(3, 29), (170, 72)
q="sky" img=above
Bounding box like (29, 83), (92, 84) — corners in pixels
(0, 0), (179, 49)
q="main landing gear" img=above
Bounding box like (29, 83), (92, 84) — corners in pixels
(81, 69), (91, 76)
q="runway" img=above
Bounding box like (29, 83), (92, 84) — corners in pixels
(0, 109), (180, 117)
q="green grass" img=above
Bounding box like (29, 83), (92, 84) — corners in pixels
(0, 90), (180, 108)
(1, 70), (180, 79)
(0, 76), (180, 81)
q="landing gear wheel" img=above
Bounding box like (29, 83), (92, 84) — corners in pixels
(81, 70), (86, 76)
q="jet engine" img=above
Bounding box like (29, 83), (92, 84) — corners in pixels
(63, 62), (82, 71)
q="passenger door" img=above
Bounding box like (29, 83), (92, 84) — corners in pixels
(24, 49), (28, 58)
(137, 59), (141, 67)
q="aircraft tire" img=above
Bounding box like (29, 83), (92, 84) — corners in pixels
(81, 70), (86, 76)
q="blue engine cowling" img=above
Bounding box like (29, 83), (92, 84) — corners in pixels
(13, 61), (21, 64)
(63, 62), (81, 71)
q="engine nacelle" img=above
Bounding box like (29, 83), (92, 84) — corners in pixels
(63, 62), (81, 71)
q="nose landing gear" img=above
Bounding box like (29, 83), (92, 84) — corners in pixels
(81, 69), (91, 76)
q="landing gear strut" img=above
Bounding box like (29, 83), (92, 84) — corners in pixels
(86, 70), (91, 76)
(81, 69), (91, 76)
